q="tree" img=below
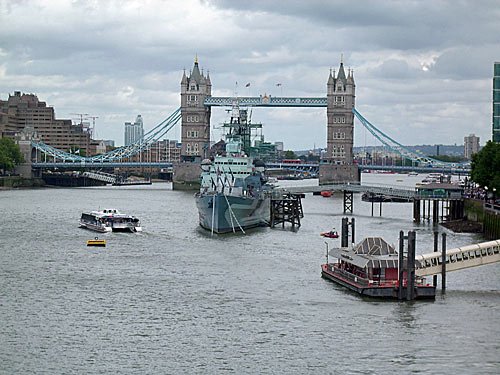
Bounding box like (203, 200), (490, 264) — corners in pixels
(283, 150), (298, 160)
(470, 141), (500, 192)
(0, 137), (24, 173)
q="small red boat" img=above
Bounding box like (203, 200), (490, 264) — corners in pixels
(321, 230), (339, 238)
(320, 191), (332, 197)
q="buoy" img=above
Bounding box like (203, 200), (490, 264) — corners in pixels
(87, 238), (106, 247)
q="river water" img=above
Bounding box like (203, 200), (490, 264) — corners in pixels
(1, 173), (499, 374)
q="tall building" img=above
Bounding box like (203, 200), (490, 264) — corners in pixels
(180, 57), (212, 160)
(124, 115), (144, 146)
(464, 133), (480, 159)
(0, 91), (91, 153)
(493, 62), (500, 143)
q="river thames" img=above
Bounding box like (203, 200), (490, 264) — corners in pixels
(1, 173), (499, 374)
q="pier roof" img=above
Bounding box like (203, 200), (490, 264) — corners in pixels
(329, 237), (399, 269)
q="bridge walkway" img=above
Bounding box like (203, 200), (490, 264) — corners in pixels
(82, 171), (117, 184)
(284, 183), (416, 200)
(415, 240), (500, 276)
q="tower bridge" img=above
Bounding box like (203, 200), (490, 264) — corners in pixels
(26, 56), (467, 188)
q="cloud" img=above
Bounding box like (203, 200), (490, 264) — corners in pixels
(0, 0), (499, 148)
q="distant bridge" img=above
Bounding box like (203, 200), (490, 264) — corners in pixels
(266, 162), (470, 175)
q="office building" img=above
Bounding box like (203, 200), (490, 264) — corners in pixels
(464, 133), (480, 159)
(0, 91), (91, 153)
(494, 62), (500, 142)
(124, 115), (144, 146)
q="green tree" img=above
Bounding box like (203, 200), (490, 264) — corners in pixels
(470, 141), (500, 192)
(429, 154), (466, 163)
(0, 137), (24, 173)
(283, 150), (298, 159)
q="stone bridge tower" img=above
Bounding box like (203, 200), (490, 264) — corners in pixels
(180, 57), (211, 161)
(320, 60), (360, 184)
(173, 58), (212, 190)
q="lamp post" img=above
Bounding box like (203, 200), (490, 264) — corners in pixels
(484, 186), (488, 203)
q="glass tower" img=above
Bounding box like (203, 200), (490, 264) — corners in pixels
(494, 62), (500, 143)
(124, 115), (144, 146)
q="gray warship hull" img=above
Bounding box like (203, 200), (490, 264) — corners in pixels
(195, 193), (271, 233)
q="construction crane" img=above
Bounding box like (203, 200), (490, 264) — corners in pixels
(85, 115), (99, 139)
(70, 113), (89, 125)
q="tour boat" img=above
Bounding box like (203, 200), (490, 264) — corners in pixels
(79, 209), (142, 233)
(321, 237), (435, 299)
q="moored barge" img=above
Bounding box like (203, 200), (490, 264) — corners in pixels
(321, 237), (435, 300)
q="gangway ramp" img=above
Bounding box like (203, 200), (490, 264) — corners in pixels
(82, 171), (117, 184)
(286, 183), (416, 200)
(415, 240), (500, 277)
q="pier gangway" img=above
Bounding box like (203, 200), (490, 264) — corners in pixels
(285, 183), (417, 200)
(415, 240), (500, 276)
(81, 171), (117, 184)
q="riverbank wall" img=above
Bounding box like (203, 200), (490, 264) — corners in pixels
(464, 199), (500, 240)
(0, 176), (45, 189)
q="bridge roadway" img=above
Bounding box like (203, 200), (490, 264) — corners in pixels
(32, 161), (469, 176)
(415, 240), (500, 276)
(32, 162), (173, 169)
(267, 163), (470, 175)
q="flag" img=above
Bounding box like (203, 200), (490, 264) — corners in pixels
(245, 83), (250, 87)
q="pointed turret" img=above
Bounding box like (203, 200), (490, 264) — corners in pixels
(190, 58), (203, 85)
(328, 68), (335, 85)
(347, 68), (355, 85)
(336, 61), (347, 83)
(181, 69), (188, 86)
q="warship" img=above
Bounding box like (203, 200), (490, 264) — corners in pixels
(195, 100), (274, 234)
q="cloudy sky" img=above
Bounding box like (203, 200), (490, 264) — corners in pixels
(1, 0), (499, 149)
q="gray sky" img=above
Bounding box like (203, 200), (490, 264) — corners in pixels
(1, 0), (499, 149)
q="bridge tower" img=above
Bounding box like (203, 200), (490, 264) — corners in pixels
(173, 57), (212, 190)
(180, 57), (212, 161)
(320, 60), (360, 184)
